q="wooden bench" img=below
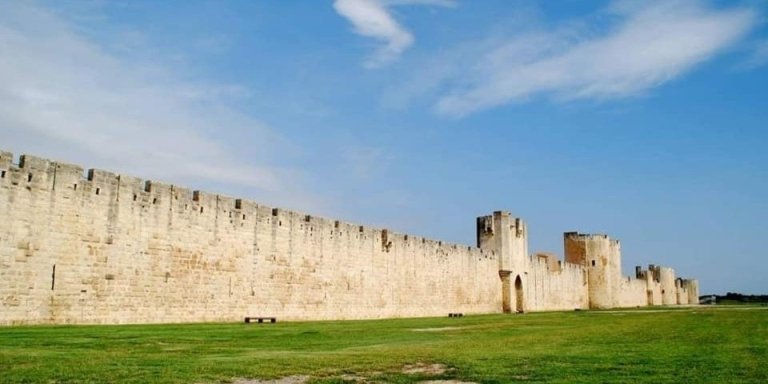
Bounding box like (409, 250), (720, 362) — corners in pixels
(244, 317), (276, 324)
(448, 313), (463, 318)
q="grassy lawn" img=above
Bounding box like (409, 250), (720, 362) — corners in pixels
(1, 306), (766, 383)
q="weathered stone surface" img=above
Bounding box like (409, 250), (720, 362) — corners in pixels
(0, 150), (698, 325)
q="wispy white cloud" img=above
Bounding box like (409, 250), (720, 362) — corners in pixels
(0, 2), (315, 208)
(432, 1), (757, 117)
(333, 0), (414, 68)
(333, 0), (455, 68)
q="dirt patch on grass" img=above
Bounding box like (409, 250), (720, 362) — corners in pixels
(339, 373), (368, 382)
(418, 381), (477, 384)
(402, 363), (453, 375)
(232, 375), (309, 384)
(230, 363), (459, 383)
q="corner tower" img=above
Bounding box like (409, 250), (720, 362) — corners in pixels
(564, 232), (622, 309)
(683, 279), (700, 304)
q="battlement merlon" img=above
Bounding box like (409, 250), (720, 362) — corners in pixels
(19, 154), (53, 170)
(0, 150), (13, 168)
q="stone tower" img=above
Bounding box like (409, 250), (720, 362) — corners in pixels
(564, 232), (621, 309)
(477, 211), (528, 313)
(683, 279), (700, 304)
(649, 265), (677, 305)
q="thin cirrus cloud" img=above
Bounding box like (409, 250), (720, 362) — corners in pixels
(0, 3), (303, 201)
(433, 1), (758, 117)
(333, 0), (456, 68)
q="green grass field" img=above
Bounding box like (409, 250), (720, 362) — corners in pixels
(1, 306), (766, 383)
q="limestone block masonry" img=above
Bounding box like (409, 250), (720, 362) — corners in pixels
(0, 150), (699, 325)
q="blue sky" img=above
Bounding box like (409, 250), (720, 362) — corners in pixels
(1, 0), (766, 294)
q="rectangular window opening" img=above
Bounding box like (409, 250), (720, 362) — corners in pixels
(27, 173), (33, 182)
(1, 170), (5, 178)
(95, 187), (100, 195)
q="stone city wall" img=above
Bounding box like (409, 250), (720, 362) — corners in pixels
(0, 149), (699, 325)
(615, 276), (649, 308)
(0, 151), (501, 325)
(524, 255), (589, 311)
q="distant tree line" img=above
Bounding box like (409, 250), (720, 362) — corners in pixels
(702, 293), (768, 304)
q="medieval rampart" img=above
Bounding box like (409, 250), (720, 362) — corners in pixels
(0, 151), (501, 324)
(0, 150), (698, 325)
